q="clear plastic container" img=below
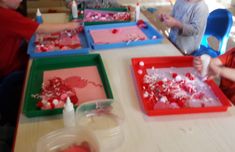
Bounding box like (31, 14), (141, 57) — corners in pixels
(75, 99), (125, 152)
(36, 127), (99, 152)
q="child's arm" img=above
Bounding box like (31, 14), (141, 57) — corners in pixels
(35, 22), (80, 33)
(161, 14), (183, 29)
(211, 58), (235, 82)
(194, 56), (235, 82)
(178, 3), (208, 36)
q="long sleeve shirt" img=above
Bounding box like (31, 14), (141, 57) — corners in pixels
(169, 0), (209, 54)
(218, 48), (235, 104)
(0, 7), (39, 78)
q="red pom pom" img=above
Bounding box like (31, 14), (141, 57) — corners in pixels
(172, 73), (178, 79)
(178, 100), (185, 108)
(185, 73), (194, 80)
(112, 29), (118, 34)
(70, 95), (79, 104)
(36, 101), (43, 108)
(77, 26), (84, 32)
(137, 19), (145, 25)
(157, 80), (163, 86)
(137, 19), (147, 28)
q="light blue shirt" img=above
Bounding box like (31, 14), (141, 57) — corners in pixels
(169, 0), (209, 54)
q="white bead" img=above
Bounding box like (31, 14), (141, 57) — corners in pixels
(138, 69), (143, 75)
(53, 99), (59, 105)
(162, 78), (168, 82)
(152, 35), (157, 39)
(175, 75), (182, 82)
(143, 91), (149, 98)
(159, 96), (168, 103)
(139, 61), (145, 67)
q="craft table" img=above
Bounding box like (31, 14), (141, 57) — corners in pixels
(13, 12), (235, 152)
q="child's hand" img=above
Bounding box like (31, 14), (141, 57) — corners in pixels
(193, 57), (221, 80)
(193, 57), (202, 72)
(207, 61), (222, 80)
(158, 13), (166, 22)
(162, 15), (182, 29)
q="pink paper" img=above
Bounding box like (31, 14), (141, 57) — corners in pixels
(43, 66), (107, 104)
(90, 26), (148, 44)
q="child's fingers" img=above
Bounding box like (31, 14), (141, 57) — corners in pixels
(193, 57), (202, 72)
(163, 14), (170, 20)
(158, 14), (165, 22)
(207, 75), (216, 80)
(207, 71), (217, 80)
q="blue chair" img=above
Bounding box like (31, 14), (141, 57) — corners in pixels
(192, 9), (233, 58)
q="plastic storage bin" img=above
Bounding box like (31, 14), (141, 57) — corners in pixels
(76, 99), (124, 152)
(70, 8), (131, 25)
(27, 31), (90, 58)
(131, 56), (231, 116)
(23, 54), (113, 117)
(36, 127), (99, 152)
(84, 22), (164, 50)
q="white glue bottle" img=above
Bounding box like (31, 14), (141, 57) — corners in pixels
(135, 3), (140, 21)
(200, 54), (211, 78)
(36, 8), (43, 24)
(63, 97), (76, 128)
(72, 0), (78, 19)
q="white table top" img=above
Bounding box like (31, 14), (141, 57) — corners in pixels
(13, 13), (235, 152)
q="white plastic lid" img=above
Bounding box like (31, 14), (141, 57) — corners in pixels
(36, 127), (99, 152)
(75, 99), (125, 152)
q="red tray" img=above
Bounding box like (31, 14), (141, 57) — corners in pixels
(131, 56), (231, 116)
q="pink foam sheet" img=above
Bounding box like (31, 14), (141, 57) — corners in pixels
(90, 26), (148, 44)
(43, 66), (107, 104)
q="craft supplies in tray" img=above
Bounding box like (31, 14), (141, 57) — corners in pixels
(70, 7), (131, 25)
(23, 54), (113, 117)
(83, 8), (131, 25)
(84, 21), (163, 50)
(27, 29), (89, 58)
(131, 56), (231, 116)
(36, 127), (99, 152)
(76, 99), (125, 152)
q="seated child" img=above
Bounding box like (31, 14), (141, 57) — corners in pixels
(194, 48), (235, 104)
(0, 0), (82, 125)
(159, 0), (209, 54)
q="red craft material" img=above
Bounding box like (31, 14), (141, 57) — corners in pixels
(137, 19), (147, 28)
(35, 29), (81, 52)
(34, 66), (107, 110)
(84, 9), (131, 22)
(112, 29), (118, 34)
(60, 142), (91, 152)
(36, 77), (78, 110)
(131, 56), (231, 116)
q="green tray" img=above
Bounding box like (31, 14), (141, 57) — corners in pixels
(23, 54), (113, 117)
(70, 7), (131, 25)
